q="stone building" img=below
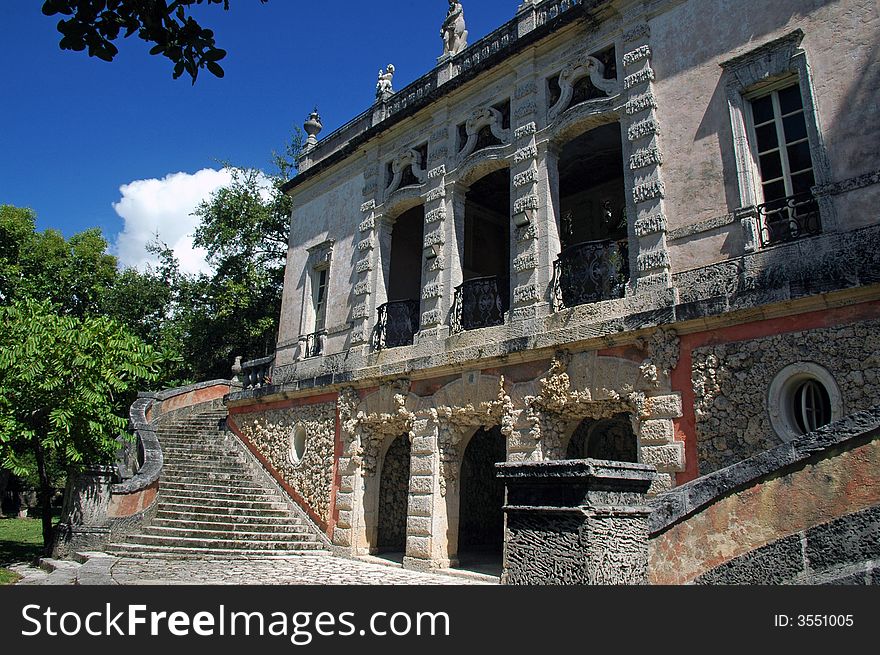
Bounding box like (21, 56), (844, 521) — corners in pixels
(227, 0), (880, 574)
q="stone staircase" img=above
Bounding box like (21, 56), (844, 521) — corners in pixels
(108, 408), (329, 559)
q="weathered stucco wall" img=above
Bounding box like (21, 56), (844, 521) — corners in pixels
(648, 430), (880, 585)
(276, 160), (365, 366)
(231, 402), (336, 525)
(691, 317), (880, 474)
(652, 0), (880, 269)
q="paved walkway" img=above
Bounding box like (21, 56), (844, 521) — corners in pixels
(10, 553), (496, 586)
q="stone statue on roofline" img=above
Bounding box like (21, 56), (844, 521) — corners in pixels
(376, 64), (395, 101)
(441, 0), (468, 58)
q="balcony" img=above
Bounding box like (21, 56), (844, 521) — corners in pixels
(374, 300), (420, 350)
(757, 192), (821, 248)
(299, 330), (326, 359)
(553, 239), (628, 310)
(452, 275), (510, 332)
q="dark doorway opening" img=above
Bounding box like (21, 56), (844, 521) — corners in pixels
(458, 425), (506, 574)
(376, 434), (411, 554)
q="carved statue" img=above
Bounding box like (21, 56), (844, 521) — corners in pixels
(441, 1), (468, 58)
(376, 64), (395, 99)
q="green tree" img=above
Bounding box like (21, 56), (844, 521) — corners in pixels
(0, 205), (117, 317)
(0, 299), (162, 551)
(180, 136), (299, 379)
(42, 0), (268, 83)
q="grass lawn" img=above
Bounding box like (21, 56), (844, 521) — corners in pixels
(1, 516), (47, 567)
(0, 567), (21, 584)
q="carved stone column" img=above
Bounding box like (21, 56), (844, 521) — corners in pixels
(402, 413), (448, 571)
(509, 68), (544, 323)
(498, 459), (656, 585)
(619, 12), (673, 295)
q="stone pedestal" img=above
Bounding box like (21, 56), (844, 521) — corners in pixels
(52, 466), (115, 558)
(497, 459), (656, 585)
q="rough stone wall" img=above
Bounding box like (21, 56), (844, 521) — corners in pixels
(235, 403), (336, 524)
(648, 432), (880, 585)
(692, 318), (880, 473)
(694, 504), (880, 585)
(377, 434), (411, 551)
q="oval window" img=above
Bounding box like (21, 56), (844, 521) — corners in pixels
(289, 424), (307, 464)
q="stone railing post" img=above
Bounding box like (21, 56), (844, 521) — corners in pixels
(497, 458), (656, 585)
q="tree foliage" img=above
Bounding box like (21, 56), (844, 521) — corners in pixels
(42, 0), (268, 83)
(0, 299), (162, 548)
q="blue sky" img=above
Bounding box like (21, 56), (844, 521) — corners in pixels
(0, 1), (509, 272)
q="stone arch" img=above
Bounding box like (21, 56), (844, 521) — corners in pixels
(454, 155), (510, 191)
(548, 107), (620, 152)
(336, 384), (420, 556)
(525, 351), (686, 493)
(563, 413), (639, 462)
(380, 190), (424, 222)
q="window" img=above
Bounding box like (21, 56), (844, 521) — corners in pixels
(302, 240), (333, 360)
(768, 362), (842, 442)
(312, 267), (328, 333)
(289, 424), (307, 465)
(748, 83), (821, 246)
(721, 30), (832, 250)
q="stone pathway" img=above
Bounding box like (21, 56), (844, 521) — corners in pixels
(10, 553), (496, 586)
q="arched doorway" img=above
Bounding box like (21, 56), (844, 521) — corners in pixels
(376, 434), (411, 554)
(457, 426), (506, 569)
(565, 413), (638, 462)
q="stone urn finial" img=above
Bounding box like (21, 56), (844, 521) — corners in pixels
(304, 108), (323, 148)
(231, 355), (242, 382)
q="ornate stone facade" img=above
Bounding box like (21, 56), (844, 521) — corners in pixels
(229, 0), (880, 577)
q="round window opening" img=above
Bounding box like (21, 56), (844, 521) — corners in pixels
(289, 424), (307, 465)
(791, 379), (831, 434)
(768, 363), (842, 442)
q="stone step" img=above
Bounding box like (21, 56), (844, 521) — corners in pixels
(115, 534), (324, 550)
(162, 463), (249, 475)
(106, 543), (328, 559)
(142, 526), (317, 541)
(155, 507), (294, 521)
(160, 471), (256, 484)
(156, 496), (288, 511)
(160, 481), (277, 496)
(157, 491), (282, 505)
(151, 517), (309, 532)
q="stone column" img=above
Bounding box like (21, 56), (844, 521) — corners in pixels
(509, 65), (545, 324)
(497, 458), (656, 585)
(402, 414), (447, 571)
(618, 10), (673, 296)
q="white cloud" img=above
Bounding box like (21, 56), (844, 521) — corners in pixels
(112, 168), (234, 276)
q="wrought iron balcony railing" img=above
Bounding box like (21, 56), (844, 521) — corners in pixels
(374, 300), (420, 350)
(451, 275), (510, 333)
(552, 239), (629, 310)
(757, 192), (821, 248)
(300, 330), (326, 359)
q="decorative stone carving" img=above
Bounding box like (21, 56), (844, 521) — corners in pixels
(637, 328), (680, 388)
(513, 167), (539, 188)
(513, 144), (538, 164)
(625, 91), (657, 116)
(624, 67), (656, 90)
(441, 1), (468, 58)
(376, 64), (395, 100)
(458, 106), (510, 160)
(386, 148), (427, 194)
(303, 109), (322, 148)
(433, 377), (514, 495)
(548, 55), (619, 120)
(623, 45), (652, 67)
(628, 116), (660, 141)
(514, 122), (537, 140)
